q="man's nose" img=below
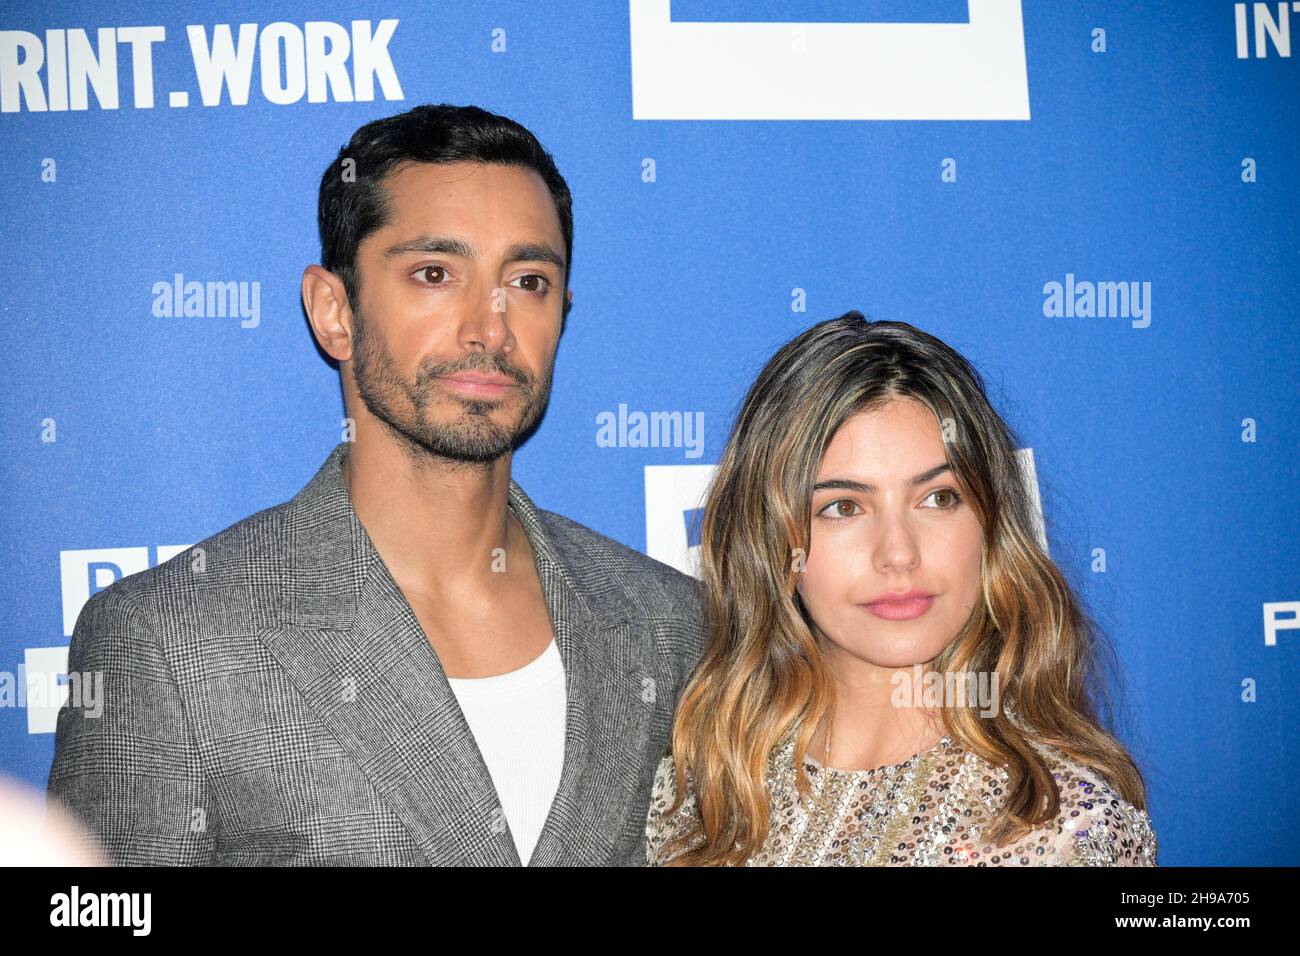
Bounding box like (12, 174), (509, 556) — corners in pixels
(457, 282), (516, 354)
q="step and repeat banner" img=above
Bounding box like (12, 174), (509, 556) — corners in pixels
(2, 1), (1296, 865)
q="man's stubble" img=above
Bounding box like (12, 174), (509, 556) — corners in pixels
(348, 300), (554, 467)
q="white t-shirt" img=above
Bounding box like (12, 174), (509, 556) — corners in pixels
(445, 638), (566, 865)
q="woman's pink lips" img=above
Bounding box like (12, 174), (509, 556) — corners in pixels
(862, 595), (935, 621)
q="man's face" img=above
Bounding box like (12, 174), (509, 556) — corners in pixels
(347, 160), (568, 464)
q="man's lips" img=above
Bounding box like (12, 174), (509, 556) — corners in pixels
(437, 373), (518, 397)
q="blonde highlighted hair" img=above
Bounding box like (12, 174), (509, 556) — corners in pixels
(659, 312), (1148, 866)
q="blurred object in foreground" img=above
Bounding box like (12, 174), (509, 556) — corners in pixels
(0, 774), (107, 866)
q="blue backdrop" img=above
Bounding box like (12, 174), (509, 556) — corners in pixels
(2, 0), (1296, 865)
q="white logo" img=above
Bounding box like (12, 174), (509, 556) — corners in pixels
(629, 0), (1030, 120)
(60, 545), (191, 637)
(645, 464), (715, 576)
(0, 20), (402, 113)
(1264, 602), (1299, 646)
(1235, 2), (1300, 58)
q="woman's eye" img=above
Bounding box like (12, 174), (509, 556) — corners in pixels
(510, 274), (550, 295)
(923, 488), (964, 509)
(415, 265), (449, 285)
(817, 499), (861, 519)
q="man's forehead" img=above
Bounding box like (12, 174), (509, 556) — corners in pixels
(386, 159), (495, 187)
(382, 160), (550, 206)
(373, 161), (563, 242)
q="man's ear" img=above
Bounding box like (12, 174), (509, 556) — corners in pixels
(302, 265), (355, 361)
(561, 286), (574, 332)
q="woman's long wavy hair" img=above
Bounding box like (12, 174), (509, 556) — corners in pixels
(658, 311), (1149, 866)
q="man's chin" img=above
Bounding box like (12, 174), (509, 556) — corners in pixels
(412, 418), (523, 461)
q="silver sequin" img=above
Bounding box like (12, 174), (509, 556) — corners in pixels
(644, 733), (1158, 866)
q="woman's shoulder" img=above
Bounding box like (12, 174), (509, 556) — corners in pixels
(967, 739), (1159, 867)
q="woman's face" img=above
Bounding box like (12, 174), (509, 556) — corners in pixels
(796, 397), (985, 670)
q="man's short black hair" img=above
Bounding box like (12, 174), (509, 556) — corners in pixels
(317, 103), (573, 314)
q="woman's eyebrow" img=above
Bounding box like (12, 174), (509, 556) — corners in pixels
(813, 463), (952, 493)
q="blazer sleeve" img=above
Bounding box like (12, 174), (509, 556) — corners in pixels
(46, 585), (218, 865)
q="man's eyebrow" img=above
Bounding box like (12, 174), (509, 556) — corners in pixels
(812, 463), (952, 494)
(381, 234), (566, 271)
(382, 235), (475, 259)
(503, 241), (566, 272)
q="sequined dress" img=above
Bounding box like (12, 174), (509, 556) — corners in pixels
(644, 732), (1158, 866)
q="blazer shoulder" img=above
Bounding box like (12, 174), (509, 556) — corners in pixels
(536, 507), (705, 620)
(75, 498), (293, 631)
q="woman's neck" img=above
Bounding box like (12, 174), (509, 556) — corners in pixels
(810, 641), (947, 773)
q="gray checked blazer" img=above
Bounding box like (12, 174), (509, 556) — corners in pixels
(47, 441), (707, 866)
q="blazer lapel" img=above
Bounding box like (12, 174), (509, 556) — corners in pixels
(509, 482), (656, 866)
(257, 442), (654, 866)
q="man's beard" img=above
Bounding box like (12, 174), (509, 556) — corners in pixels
(349, 304), (551, 465)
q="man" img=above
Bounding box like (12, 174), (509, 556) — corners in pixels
(47, 104), (706, 866)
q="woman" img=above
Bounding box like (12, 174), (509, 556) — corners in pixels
(644, 311), (1157, 866)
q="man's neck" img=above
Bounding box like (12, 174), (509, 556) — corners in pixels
(341, 433), (519, 603)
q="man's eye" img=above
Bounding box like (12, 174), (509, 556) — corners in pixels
(510, 274), (550, 295)
(415, 265), (449, 284)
